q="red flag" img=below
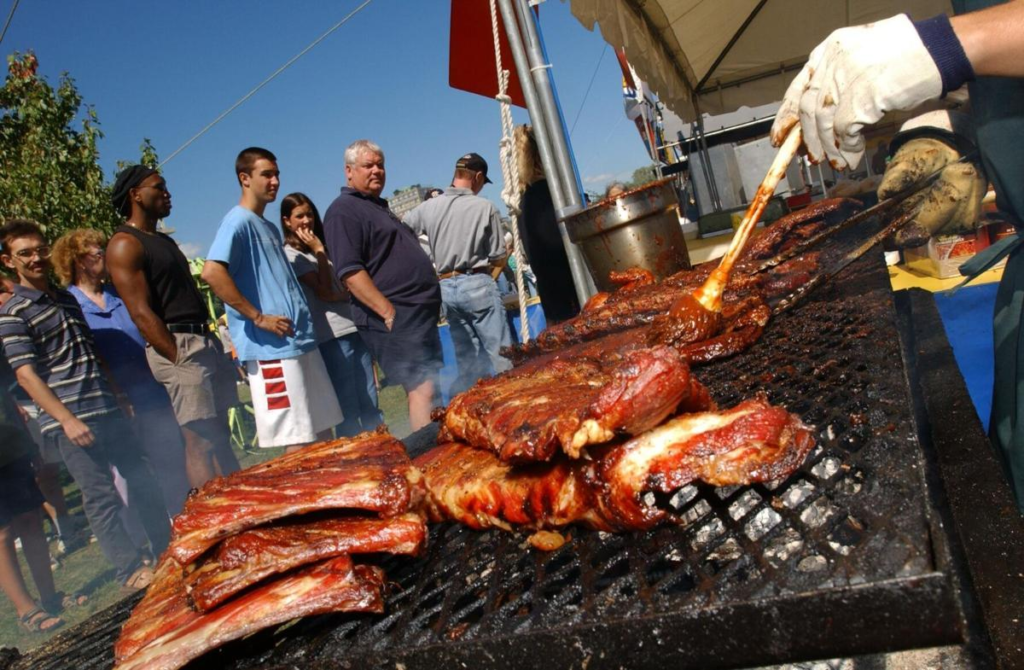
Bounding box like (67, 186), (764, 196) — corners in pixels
(449, 0), (527, 108)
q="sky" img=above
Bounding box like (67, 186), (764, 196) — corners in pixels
(2, 0), (657, 258)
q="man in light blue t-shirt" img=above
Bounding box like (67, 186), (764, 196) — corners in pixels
(202, 147), (342, 451)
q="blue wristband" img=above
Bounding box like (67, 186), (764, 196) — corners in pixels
(913, 13), (975, 96)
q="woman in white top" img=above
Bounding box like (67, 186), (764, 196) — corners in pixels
(280, 193), (383, 437)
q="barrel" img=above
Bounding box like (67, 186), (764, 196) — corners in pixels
(562, 178), (691, 292)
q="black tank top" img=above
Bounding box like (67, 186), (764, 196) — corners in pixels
(113, 225), (209, 325)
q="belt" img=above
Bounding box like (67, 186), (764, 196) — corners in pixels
(167, 323), (209, 335)
(438, 267), (490, 280)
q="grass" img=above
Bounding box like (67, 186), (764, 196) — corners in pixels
(0, 382), (412, 654)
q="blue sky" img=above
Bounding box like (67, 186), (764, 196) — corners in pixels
(3, 1), (654, 257)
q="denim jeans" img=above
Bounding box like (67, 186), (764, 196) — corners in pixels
(319, 333), (384, 437)
(440, 273), (512, 395)
(46, 413), (170, 583)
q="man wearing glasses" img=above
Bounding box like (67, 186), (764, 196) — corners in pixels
(0, 219), (169, 591)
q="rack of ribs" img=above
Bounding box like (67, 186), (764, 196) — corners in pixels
(504, 198), (861, 364)
(419, 397), (815, 536)
(117, 430), (429, 670)
(184, 512), (426, 613)
(167, 431), (423, 566)
(115, 555), (384, 670)
(436, 345), (713, 463)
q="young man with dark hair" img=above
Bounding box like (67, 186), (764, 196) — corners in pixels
(106, 165), (240, 488)
(0, 219), (169, 591)
(202, 148), (342, 451)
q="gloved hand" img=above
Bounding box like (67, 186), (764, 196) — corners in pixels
(770, 14), (943, 170)
(879, 132), (987, 248)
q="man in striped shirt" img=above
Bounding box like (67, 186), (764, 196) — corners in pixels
(0, 219), (169, 590)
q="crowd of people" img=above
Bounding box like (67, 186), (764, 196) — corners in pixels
(0, 129), (579, 634)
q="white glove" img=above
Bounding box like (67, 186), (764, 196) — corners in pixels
(770, 15), (943, 171)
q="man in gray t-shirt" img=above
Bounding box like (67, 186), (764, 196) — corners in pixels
(404, 153), (512, 394)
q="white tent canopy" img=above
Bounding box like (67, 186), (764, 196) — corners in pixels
(567, 0), (952, 122)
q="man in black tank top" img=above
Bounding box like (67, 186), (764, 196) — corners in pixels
(107, 167), (240, 487)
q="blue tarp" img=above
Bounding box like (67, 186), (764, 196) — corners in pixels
(933, 283), (997, 431)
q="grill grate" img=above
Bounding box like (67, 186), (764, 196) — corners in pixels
(15, 252), (963, 670)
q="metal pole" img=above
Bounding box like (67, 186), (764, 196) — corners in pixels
(493, 0), (564, 209)
(497, 0), (593, 305)
(692, 99), (723, 211)
(514, 0), (583, 213)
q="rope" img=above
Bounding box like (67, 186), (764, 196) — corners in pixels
(0, 0), (20, 46)
(489, 0), (531, 343)
(570, 43), (607, 138)
(158, 0), (373, 168)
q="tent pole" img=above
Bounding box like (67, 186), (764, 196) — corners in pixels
(692, 99), (722, 212)
(498, 0), (594, 305)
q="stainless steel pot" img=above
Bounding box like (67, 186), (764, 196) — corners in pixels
(562, 178), (691, 292)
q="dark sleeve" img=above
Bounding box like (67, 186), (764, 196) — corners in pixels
(324, 201), (368, 279)
(0, 313), (36, 370)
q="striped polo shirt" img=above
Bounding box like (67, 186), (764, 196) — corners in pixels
(0, 284), (118, 435)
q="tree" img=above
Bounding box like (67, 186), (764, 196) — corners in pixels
(625, 164), (660, 189)
(0, 52), (156, 239)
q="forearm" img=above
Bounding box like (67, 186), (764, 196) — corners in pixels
(126, 306), (177, 360)
(343, 270), (393, 320)
(313, 251), (337, 297)
(201, 261), (260, 321)
(15, 366), (76, 424)
(953, 0), (1024, 77)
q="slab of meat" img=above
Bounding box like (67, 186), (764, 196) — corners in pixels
(593, 397), (816, 528)
(115, 555), (384, 670)
(116, 557), (199, 664)
(168, 431), (423, 566)
(418, 398), (814, 535)
(437, 345), (710, 463)
(185, 512), (426, 612)
(504, 198), (861, 363)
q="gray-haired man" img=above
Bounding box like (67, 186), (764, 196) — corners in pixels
(322, 140), (442, 431)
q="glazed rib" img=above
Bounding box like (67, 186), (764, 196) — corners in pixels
(115, 555), (384, 670)
(504, 198), (861, 364)
(185, 512), (426, 612)
(437, 345), (707, 463)
(168, 432), (423, 566)
(419, 398), (815, 534)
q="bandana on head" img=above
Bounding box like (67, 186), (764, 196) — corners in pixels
(111, 165), (158, 215)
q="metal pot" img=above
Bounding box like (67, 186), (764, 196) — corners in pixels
(562, 178), (691, 292)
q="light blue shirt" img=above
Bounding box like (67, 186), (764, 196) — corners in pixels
(207, 205), (316, 362)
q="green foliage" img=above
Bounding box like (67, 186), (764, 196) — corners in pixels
(625, 164), (660, 189)
(0, 52), (157, 240)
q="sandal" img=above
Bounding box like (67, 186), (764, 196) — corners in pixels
(18, 606), (64, 634)
(122, 565), (155, 593)
(41, 591), (88, 614)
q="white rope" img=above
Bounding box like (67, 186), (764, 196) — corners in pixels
(489, 0), (531, 343)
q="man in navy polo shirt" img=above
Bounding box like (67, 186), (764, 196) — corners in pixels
(323, 140), (442, 431)
(0, 219), (168, 591)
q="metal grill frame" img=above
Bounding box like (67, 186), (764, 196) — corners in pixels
(14, 253), (1001, 670)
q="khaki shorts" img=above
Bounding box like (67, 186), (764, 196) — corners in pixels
(146, 333), (239, 426)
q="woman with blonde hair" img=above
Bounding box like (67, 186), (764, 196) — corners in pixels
(512, 125), (580, 323)
(52, 229), (190, 516)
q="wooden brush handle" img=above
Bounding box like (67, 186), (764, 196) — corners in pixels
(695, 125), (803, 311)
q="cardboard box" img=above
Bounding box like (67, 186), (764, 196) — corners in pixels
(903, 232), (980, 279)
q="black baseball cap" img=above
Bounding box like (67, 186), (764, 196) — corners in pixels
(455, 153), (492, 184)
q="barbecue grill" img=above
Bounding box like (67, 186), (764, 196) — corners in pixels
(9, 251), (1024, 670)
